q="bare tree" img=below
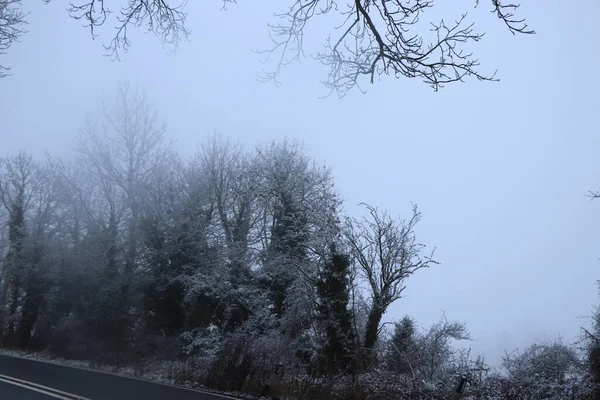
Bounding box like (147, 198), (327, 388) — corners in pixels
(344, 202), (437, 368)
(0, 152), (62, 348)
(197, 133), (256, 252)
(416, 315), (472, 381)
(0, 152), (37, 341)
(73, 81), (171, 275)
(101, 81), (171, 273)
(16, 162), (63, 349)
(194, 133), (261, 334)
(61, 82), (173, 362)
(0, 0), (26, 77)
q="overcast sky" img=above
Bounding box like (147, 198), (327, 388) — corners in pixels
(2, 0), (599, 367)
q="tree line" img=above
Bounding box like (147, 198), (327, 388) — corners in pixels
(1, 82), (599, 399)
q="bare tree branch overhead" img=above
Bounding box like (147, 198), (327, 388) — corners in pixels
(0, 0), (27, 77)
(3, 1), (533, 92)
(257, 0), (534, 96)
(56, 0), (191, 60)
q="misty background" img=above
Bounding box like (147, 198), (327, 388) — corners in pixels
(2, 0), (600, 369)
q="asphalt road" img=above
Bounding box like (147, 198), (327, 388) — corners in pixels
(0, 379), (53, 400)
(0, 354), (238, 400)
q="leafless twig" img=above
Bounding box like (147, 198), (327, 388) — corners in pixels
(0, 0), (27, 77)
(587, 190), (600, 200)
(258, 0), (534, 96)
(64, 0), (190, 60)
(481, 0), (535, 35)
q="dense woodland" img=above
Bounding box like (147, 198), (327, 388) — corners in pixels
(1, 83), (600, 400)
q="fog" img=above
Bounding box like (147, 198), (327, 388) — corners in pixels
(1, 0), (600, 389)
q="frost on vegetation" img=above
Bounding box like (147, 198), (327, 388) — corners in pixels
(0, 88), (599, 400)
(181, 325), (221, 361)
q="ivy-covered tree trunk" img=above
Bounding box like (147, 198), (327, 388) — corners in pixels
(5, 197), (26, 344)
(266, 197), (308, 319)
(18, 275), (43, 349)
(316, 245), (355, 376)
(362, 300), (384, 369)
(18, 239), (47, 349)
(590, 345), (600, 400)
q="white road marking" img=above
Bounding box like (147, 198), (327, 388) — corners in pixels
(0, 353), (243, 399)
(0, 373), (91, 400)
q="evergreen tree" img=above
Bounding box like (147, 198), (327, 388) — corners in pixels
(316, 244), (355, 376)
(387, 316), (417, 375)
(4, 192), (26, 344)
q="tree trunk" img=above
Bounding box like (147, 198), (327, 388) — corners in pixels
(19, 287), (41, 349)
(362, 301), (385, 370)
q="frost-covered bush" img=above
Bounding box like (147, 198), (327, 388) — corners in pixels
(202, 307), (287, 395)
(181, 324), (222, 362)
(494, 339), (586, 400)
(49, 314), (90, 360)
